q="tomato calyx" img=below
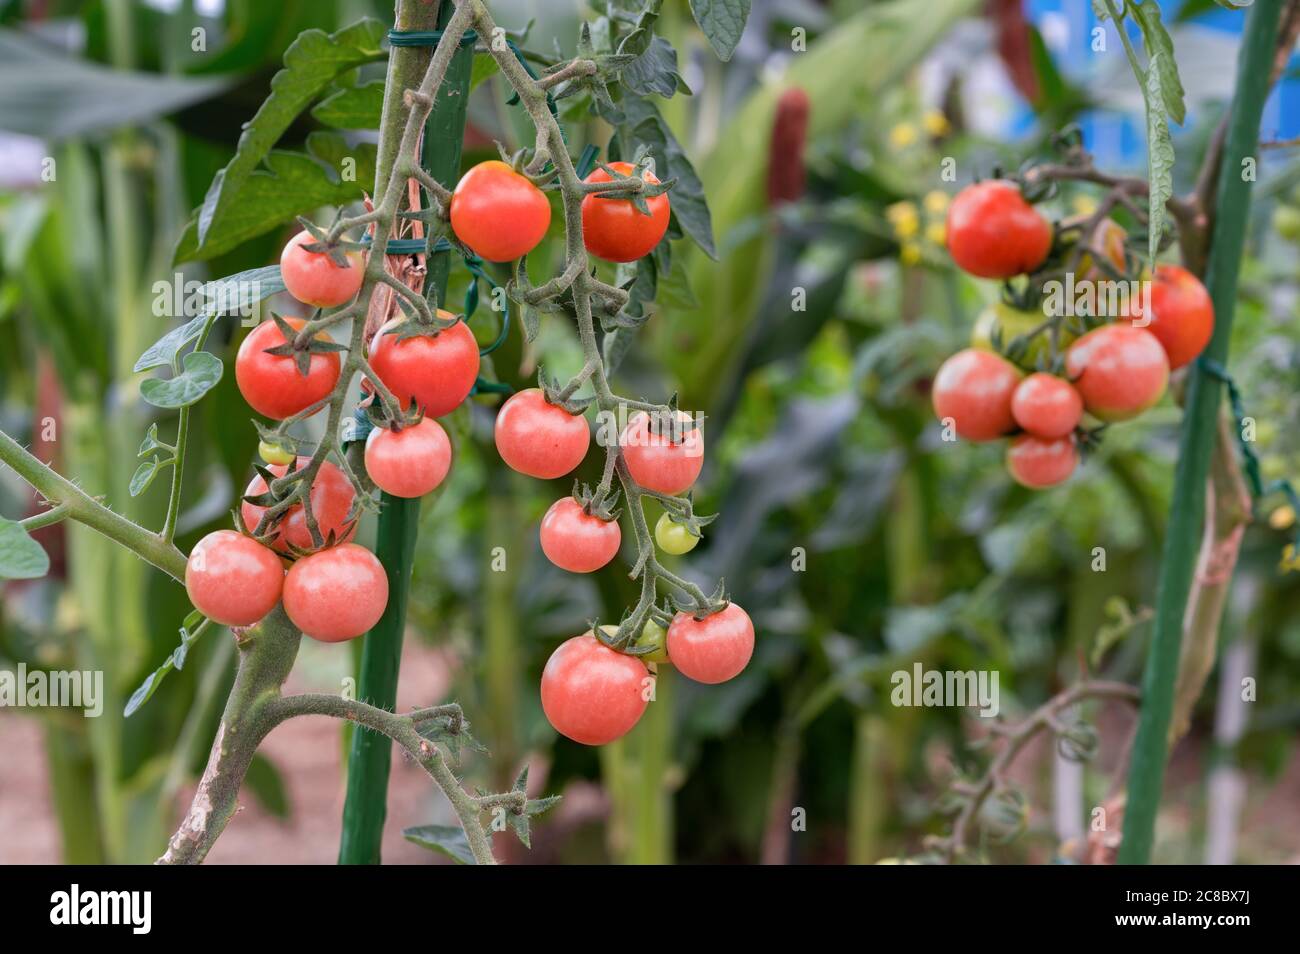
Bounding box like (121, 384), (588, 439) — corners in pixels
(237, 456), (365, 554)
(570, 479), (621, 523)
(257, 312), (350, 378)
(537, 366), (595, 416)
(588, 153), (676, 218)
(293, 216), (368, 269)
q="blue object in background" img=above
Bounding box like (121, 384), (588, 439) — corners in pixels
(1015, 0), (1298, 169)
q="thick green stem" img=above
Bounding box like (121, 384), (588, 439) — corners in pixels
(338, 0), (476, 864)
(1118, 0), (1283, 865)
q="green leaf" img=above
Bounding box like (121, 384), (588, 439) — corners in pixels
(129, 458), (165, 498)
(138, 422), (164, 457)
(620, 36), (690, 98)
(125, 616), (210, 717)
(311, 79), (385, 129)
(688, 0), (752, 62)
(175, 135), (377, 263)
(192, 18), (387, 252)
(621, 98), (717, 259)
(140, 350), (224, 409)
(134, 316), (209, 374)
(0, 29), (229, 140)
(403, 824), (476, 864)
(1143, 51), (1175, 266)
(1132, 0), (1186, 125)
(245, 754), (291, 819)
(470, 55), (501, 90)
(0, 517), (50, 580)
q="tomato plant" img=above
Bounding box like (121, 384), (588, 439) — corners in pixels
(185, 530), (284, 627)
(279, 229), (365, 308)
(581, 161), (672, 262)
(620, 411), (705, 495)
(364, 418), (452, 499)
(946, 180), (1051, 279)
(449, 160), (552, 262)
(931, 348), (1021, 441)
(235, 317), (341, 421)
(240, 457), (356, 553)
(282, 544), (389, 643)
(665, 603), (755, 685)
(494, 388), (590, 479)
(540, 633), (651, 745)
(539, 496), (622, 573)
(1065, 324), (1169, 422)
(367, 315), (480, 418)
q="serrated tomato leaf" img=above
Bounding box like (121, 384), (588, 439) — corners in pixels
(688, 0), (752, 62)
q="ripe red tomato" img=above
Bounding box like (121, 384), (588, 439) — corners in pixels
(279, 230), (365, 308)
(282, 543), (388, 642)
(185, 529), (284, 627)
(449, 161), (551, 262)
(494, 388), (590, 479)
(367, 314), (480, 418)
(665, 602), (754, 684)
(1011, 372), (1083, 439)
(620, 411), (704, 495)
(1125, 264), (1214, 370)
(931, 348), (1021, 441)
(1006, 434), (1078, 489)
(540, 633), (651, 745)
(241, 457), (356, 553)
(1064, 324), (1168, 422)
(235, 317), (341, 421)
(539, 497), (621, 573)
(946, 180), (1052, 278)
(581, 161), (671, 262)
(364, 418), (452, 498)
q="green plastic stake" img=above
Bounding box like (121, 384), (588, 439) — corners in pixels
(1118, 0), (1282, 865)
(338, 0), (475, 865)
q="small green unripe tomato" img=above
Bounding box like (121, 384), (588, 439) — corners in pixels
(655, 512), (699, 555)
(258, 439), (295, 466)
(1273, 204), (1300, 243)
(635, 619), (671, 664)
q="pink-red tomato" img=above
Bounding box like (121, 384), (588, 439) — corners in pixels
(581, 161), (672, 263)
(666, 602), (755, 685)
(1064, 324), (1168, 422)
(946, 180), (1052, 279)
(1011, 372), (1083, 439)
(540, 633), (651, 745)
(1006, 434), (1079, 489)
(241, 457), (356, 553)
(539, 497), (621, 573)
(364, 418), (452, 498)
(185, 530), (284, 627)
(931, 348), (1021, 441)
(367, 315), (480, 418)
(494, 388), (590, 479)
(449, 161), (552, 262)
(235, 317), (341, 421)
(279, 230), (365, 308)
(620, 411), (705, 495)
(282, 543), (388, 642)
(1125, 264), (1214, 370)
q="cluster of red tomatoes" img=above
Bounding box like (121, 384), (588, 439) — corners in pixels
(496, 392), (754, 746)
(935, 180), (1216, 488)
(185, 157), (749, 748)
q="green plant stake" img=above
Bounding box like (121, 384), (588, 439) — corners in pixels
(1119, 0), (1283, 865)
(338, 0), (474, 866)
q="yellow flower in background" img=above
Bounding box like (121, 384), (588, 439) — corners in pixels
(1072, 195), (1098, 216)
(1270, 504), (1296, 531)
(887, 200), (919, 230)
(889, 122), (918, 149)
(900, 241), (923, 266)
(923, 190), (950, 215)
(1281, 543), (1300, 573)
(922, 110), (950, 137)
(925, 222), (947, 246)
